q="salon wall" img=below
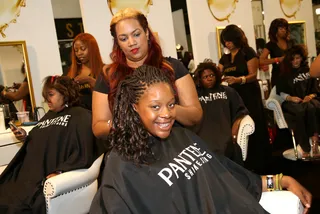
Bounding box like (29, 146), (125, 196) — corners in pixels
(51, 0), (81, 18)
(262, 0), (316, 57)
(79, 0), (177, 63)
(0, 0), (62, 107)
(186, 0), (256, 65)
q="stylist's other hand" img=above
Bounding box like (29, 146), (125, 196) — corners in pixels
(11, 127), (27, 142)
(281, 176), (312, 214)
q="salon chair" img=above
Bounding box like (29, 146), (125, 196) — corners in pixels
(266, 86), (314, 161)
(43, 154), (104, 214)
(237, 112), (303, 213)
(237, 115), (255, 161)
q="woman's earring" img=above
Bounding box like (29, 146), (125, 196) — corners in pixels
(65, 103), (69, 108)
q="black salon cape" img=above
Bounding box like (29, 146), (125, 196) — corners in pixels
(90, 127), (268, 214)
(0, 106), (101, 214)
(192, 85), (248, 157)
(276, 65), (320, 99)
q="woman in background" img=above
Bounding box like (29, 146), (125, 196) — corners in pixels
(259, 18), (293, 86)
(277, 45), (320, 159)
(191, 62), (248, 165)
(92, 8), (202, 139)
(0, 76), (101, 214)
(218, 24), (271, 174)
(1, 63), (31, 113)
(67, 33), (104, 110)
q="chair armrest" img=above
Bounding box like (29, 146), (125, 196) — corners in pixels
(266, 98), (288, 129)
(259, 191), (303, 214)
(43, 154), (104, 198)
(237, 115), (255, 161)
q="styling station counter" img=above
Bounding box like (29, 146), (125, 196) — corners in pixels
(0, 126), (34, 171)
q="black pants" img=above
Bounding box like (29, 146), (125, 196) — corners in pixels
(282, 99), (320, 152)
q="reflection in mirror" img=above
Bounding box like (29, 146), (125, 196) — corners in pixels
(0, 41), (35, 122)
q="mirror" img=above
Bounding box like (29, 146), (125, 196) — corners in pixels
(0, 41), (35, 115)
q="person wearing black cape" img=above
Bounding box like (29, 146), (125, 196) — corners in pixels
(276, 45), (320, 159)
(89, 65), (312, 214)
(190, 62), (248, 165)
(0, 76), (102, 213)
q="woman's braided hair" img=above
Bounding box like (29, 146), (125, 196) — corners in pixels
(110, 64), (175, 164)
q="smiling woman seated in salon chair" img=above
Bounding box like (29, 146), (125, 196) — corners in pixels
(90, 65), (312, 214)
(0, 75), (102, 214)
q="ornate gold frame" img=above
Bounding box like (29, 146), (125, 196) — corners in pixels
(279, 0), (302, 18)
(288, 20), (307, 46)
(0, 41), (35, 113)
(207, 0), (239, 22)
(0, 0), (26, 38)
(216, 26), (226, 59)
(107, 0), (153, 15)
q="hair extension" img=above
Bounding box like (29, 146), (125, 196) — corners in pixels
(42, 76), (80, 107)
(109, 65), (175, 165)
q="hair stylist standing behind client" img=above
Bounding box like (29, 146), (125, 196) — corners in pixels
(218, 25), (271, 174)
(67, 33), (104, 111)
(92, 8), (202, 139)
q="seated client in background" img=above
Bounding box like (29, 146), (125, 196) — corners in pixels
(276, 45), (320, 159)
(89, 65), (311, 214)
(190, 62), (248, 165)
(0, 76), (101, 214)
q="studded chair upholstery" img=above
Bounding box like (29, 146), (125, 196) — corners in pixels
(43, 154), (104, 214)
(236, 115), (255, 161)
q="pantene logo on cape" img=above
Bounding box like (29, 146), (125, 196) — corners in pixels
(158, 143), (212, 186)
(36, 115), (71, 129)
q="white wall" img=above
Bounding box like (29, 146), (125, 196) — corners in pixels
(51, 0), (81, 18)
(1, 0), (62, 107)
(172, 9), (189, 53)
(79, 0), (177, 64)
(262, 0), (317, 57)
(186, 0), (256, 65)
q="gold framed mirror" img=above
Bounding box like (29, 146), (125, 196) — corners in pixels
(0, 41), (35, 115)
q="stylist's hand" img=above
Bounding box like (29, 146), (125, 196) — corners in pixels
(281, 176), (312, 214)
(11, 127), (27, 142)
(223, 76), (240, 85)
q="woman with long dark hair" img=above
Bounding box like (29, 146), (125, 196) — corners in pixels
(277, 45), (320, 159)
(218, 24), (271, 174)
(260, 18), (293, 86)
